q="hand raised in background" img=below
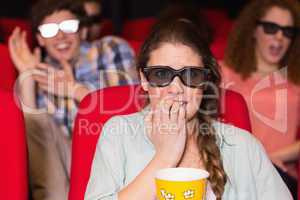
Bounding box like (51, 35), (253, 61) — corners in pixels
(33, 59), (90, 101)
(33, 59), (75, 98)
(8, 27), (41, 73)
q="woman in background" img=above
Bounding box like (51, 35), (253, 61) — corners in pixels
(222, 0), (300, 198)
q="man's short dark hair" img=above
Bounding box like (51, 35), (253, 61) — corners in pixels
(31, 0), (86, 35)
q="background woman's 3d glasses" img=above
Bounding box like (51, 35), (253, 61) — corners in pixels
(142, 66), (211, 88)
(38, 19), (80, 38)
(257, 20), (298, 39)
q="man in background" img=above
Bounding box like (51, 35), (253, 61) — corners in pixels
(8, 0), (137, 199)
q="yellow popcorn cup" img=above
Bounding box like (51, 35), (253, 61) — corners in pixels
(155, 168), (209, 200)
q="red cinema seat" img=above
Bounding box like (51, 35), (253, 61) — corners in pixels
(209, 20), (234, 60)
(201, 8), (233, 43)
(126, 39), (143, 55)
(201, 9), (228, 33)
(0, 88), (28, 200)
(99, 19), (114, 38)
(68, 84), (251, 200)
(210, 37), (228, 60)
(0, 43), (17, 91)
(219, 89), (252, 132)
(121, 18), (156, 41)
(0, 18), (33, 48)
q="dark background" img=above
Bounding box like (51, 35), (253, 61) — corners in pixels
(0, 0), (248, 19)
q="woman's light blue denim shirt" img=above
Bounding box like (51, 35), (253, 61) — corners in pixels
(85, 110), (292, 200)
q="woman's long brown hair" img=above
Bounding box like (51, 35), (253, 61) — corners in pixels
(137, 17), (226, 199)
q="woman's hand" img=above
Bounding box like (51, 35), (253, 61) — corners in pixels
(8, 27), (41, 73)
(145, 97), (187, 167)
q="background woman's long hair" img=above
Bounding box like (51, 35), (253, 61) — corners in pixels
(137, 16), (226, 199)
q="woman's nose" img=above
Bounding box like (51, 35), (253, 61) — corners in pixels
(168, 76), (184, 95)
(275, 29), (285, 40)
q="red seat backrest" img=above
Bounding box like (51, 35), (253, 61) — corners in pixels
(201, 8), (234, 59)
(210, 19), (234, 60)
(219, 89), (252, 131)
(0, 44), (17, 90)
(68, 84), (251, 200)
(0, 18), (33, 48)
(121, 18), (156, 41)
(126, 39), (143, 55)
(210, 37), (228, 60)
(0, 89), (28, 200)
(201, 9), (229, 33)
(99, 19), (114, 38)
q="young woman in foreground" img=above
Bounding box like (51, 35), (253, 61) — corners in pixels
(85, 17), (292, 200)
